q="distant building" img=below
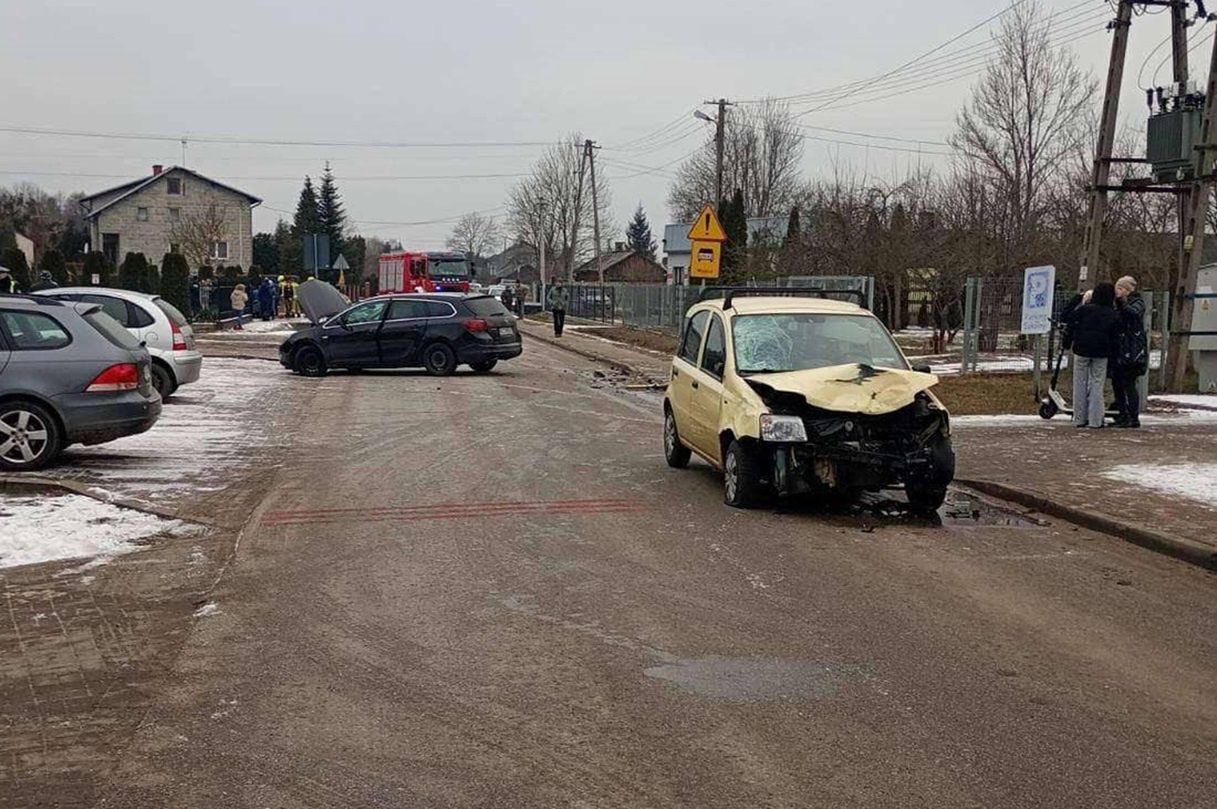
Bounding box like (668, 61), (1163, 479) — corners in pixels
(482, 243), (538, 284)
(573, 244), (666, 283)
(663, 215), (789, 284)
(80, 165), (261, 271)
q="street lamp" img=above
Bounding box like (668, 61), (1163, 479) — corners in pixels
(693, 110), (714, 123)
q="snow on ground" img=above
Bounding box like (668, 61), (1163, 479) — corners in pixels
(952, 409), (1217, 429)
(1150, 394), (1217, 410)
(913, 350), (1165, 377)
(1103, 463), (1217, 507)
(59, 357), (296, 503)
(0, 492), (191, 569)
(199, 318), (305, 341)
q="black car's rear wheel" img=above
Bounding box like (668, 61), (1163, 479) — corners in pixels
(424, 343), (457, 376)
(469, 359), (498, 373)
(0, 401), (62, 471)
(663, 408), (691, 469)
(294, 345), (328, 377)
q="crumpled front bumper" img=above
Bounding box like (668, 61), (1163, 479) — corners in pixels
(768, 437), (954, 496)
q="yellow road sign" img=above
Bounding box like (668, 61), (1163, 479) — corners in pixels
(689, 239), (722, 279)
(687, 205), (727, 242)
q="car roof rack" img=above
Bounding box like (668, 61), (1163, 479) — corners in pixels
(0, 293), (65, 307)
(697, 286), (866, 310)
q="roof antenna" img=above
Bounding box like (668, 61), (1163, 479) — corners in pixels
(180, 137), (187, 167)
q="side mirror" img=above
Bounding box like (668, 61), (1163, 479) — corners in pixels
(912, 363), (933, 374)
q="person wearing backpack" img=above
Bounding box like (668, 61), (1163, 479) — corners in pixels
(1112, 276), (1148, 429)
(1068, 281), (1119, 429)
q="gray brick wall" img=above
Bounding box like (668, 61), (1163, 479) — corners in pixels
(88, 169), (255, 271)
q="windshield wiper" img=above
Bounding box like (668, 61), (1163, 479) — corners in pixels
(738, 368), (787, 376)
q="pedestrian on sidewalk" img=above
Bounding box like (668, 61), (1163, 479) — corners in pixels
(258, 278), (275, 321)
(29, 270), (58, 292)
(1113, 275), (1148, 429)
(1068, 281), (1119, 429)
(500, 285), (515, 313)
(547, 280), (569, 337)
(230, 283), (248, 330)
(514, 283), (527, 317)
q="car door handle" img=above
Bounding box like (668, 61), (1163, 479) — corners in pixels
(691, 380), (699, 389)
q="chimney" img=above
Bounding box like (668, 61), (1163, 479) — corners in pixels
(152, 164), (164, 176)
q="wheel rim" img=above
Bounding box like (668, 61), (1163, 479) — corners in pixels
(664, 414), (677, 456)
(430, 348), (450, 371)
(724, 450), (738, 501)
(300, 350), (321, 373)
(0, 409), (50, 465)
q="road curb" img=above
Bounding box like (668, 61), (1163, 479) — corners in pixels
(0, 474), (215, 527)
(517, 323), (641, 377)
(956, 477), (1217, 572)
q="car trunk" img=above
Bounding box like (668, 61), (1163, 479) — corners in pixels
(465, 296), (519, 343)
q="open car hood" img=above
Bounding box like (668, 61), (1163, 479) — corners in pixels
(298, 280), (350, 325)
(745, 364), (938, 416)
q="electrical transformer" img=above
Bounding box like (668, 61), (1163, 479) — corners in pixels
(1147, 106), (1204, 184)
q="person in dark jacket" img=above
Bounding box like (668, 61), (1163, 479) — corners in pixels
(1112, 275), (1148, 428)
(257, 278), (275, 321)
(0, 267), (15, 294)
(1068, 281), (1119, 428)
(29, 270), (58, 292)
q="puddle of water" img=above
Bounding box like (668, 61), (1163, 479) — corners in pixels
(644, 657), (867, 702)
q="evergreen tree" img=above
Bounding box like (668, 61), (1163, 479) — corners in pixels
(625, 204), (657, 259)
(82, 251), (113, 286)
(783, 207), (801, 249)
(1, 247), (32, 291)
(317, 162), (347, 271)
(118, 252), (149, 292)
(292, 176), (321, 236)
(719, 190), (748, 281)
(253, 232), (280, 275)
(274, 219), (299, 276)
(160, 253), (191, 318)
(38, 247), (69, 285)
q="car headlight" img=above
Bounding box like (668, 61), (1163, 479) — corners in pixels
(760, 414), (808, 443)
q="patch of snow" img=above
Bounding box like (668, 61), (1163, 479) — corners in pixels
(193, 602), (221, 617)
(1150, 394), (1217, 410)
(0, 493), (189, 570)
(1103, 463), (1217, 506)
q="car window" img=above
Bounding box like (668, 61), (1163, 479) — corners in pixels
(78, 294), (131, 327)
(701, 315), (727, 379)
(424, 301), (456, 318)
(152, 297), (189, 327)
(0, 310), (72, 350)
(388, 299), (429, 320)
(83, 309), (142, 350)
(465, 297), (510, 317)
(128, 302), (156, 328)
(678, 311), (710, 365)
(342, 301), (389, 325)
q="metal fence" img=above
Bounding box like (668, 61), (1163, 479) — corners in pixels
(558, 277), (875, 335)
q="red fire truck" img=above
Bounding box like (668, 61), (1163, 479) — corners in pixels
(377, 251), (473, 294)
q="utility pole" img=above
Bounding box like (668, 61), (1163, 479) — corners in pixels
(568, 140), (589, 283)
(1080, 1), (1134, 290)
(586, 139), (603, 284)
(538, 201), (547, 309)
(702, 99), (732, 208)
(1170, 28), (1217, 389)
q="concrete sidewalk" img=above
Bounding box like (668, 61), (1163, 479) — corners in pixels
(523, 319), (1217, 566)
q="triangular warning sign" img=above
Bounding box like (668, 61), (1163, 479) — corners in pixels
(687, 205), (727, 242)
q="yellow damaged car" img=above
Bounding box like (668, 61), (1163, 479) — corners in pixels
(662, 290), (955, 512)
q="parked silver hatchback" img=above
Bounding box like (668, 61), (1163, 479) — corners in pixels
(0, 295), (162, 470)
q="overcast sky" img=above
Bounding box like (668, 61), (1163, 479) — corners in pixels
(0, 0), (1202, 252)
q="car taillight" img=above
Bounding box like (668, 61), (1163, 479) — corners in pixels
(465, 319), (490, 333)
(171, 321), (188, 351)
(86, 363), (140, 393)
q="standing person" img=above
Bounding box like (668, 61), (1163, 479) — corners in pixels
(547, 280), (569, 337)
(500, 284), (515, 313)
(281, 276), (295, 318)
(1068, 281), (1119, 429)
(230, 283), (248, 331)
(0, 267), (15, 294)
(514, 283), (527, 317)
(1112, 275), (1148, 429)
(258, 278), (275, 321)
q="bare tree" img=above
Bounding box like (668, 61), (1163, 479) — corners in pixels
(950, 0), (1096, 276)
(170, 202), (229, 270)
(506, 135), (614, 279)
(668, 99), (804, 222)
(446, 211), (503, 258)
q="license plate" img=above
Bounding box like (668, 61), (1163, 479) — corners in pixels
(496, 327), (512, 338)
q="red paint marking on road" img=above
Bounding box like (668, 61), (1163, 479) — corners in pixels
(261, 498), (645, 527)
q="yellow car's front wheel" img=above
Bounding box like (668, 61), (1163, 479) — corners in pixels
(723, 440), (766, 508)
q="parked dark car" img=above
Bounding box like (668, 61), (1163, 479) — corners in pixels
(0, 295), (162, 470)
(281, 281), (523, 377)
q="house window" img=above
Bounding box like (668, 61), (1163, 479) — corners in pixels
(210, 241), (229, 260)
(167, 177), (184, 195)
(169, 207), (181, 222)
(136, 207), (149, 221)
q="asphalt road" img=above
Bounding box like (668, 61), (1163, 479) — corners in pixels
(97, 340), (1217, 808)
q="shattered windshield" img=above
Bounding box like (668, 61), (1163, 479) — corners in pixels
(430, 258), (471, 278)
(733, 313), (907, 374)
